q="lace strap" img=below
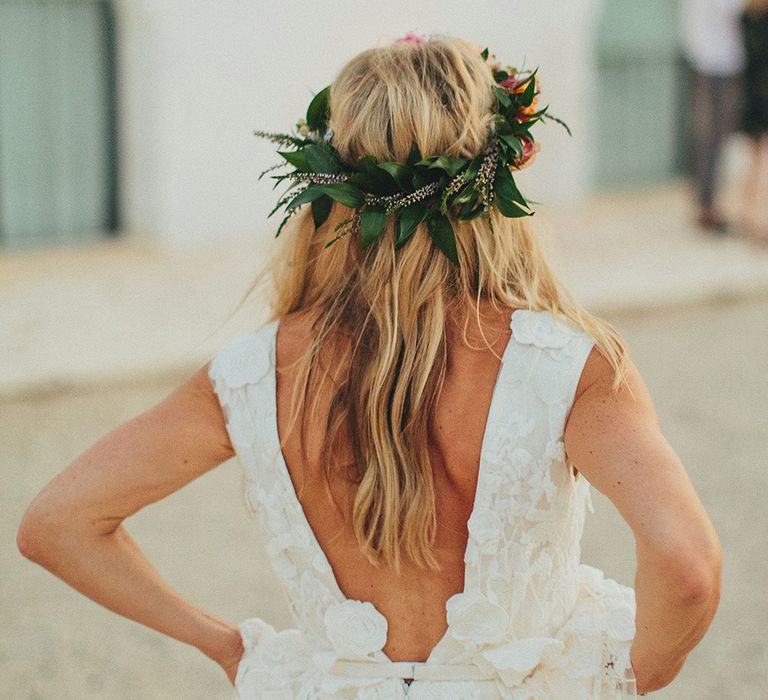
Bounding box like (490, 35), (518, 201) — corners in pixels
(207, 321), (280, 479)
(509, 310), (595, 424)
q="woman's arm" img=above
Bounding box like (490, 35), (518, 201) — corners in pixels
(564, 349), (722, 695)
(16, 364), (244, 683)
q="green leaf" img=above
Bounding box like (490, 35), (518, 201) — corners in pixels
(306, 85), (330, 131)
(460, 203), (487, 221)
(360, 205), (387, 248)
(355, 155), (379, 174)
(494, 167), (527, 206)
(427, 212), (459, 265)
(415, 156), (437, 167)
(499, 134), (524, 159)
(494, 168), (532, 218)
(508, 118), (533, 136)
(348, 171), (397, 194)
(526, 106), (549, 120)
(406, 143), (422, 166)
(311, 195), (332, 227)
(464, 154), (484, 180)
(495, 196), (532, 218)
(542, 112), (573, 137)
(493, 70), (509, 83)
(452, 182), (476, 205)
(396, 202), (429, 246)
(426, 156), (467, 178)
(411, 168), (440, 190)
(349, 156), (399, 194)
(277, 150), (310, 171)
(268, 182), (315, 216)
(285, 185), (325, 211)
(317, 182), (365, 208)
(518, 70), (538, 107)
(480, 48), (489, 61)
(275, 213), (292, 238)
(494, 118), (514, 136)
(492, 85), (512, 109)
(377, 162), (412, 190)
(303, 145), (339, 173)
(458, 194), (481, 219)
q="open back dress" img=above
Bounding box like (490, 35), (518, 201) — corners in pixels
(208, 309), (639, 699)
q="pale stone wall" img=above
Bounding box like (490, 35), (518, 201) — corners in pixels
(114, 0), (601, 249)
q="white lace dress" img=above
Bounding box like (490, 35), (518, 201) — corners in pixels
(208, 309), (638, 699)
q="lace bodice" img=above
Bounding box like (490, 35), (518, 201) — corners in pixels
(208, 309), (638, 699)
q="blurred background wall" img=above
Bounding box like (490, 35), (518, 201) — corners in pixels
(112, 0), (604, 247)
(0, 0), (118, 249)
(1, 0), (708, 254)
(0, 0), (688, 252)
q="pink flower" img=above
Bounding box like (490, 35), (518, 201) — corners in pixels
(501, 73), (535, 93)
(510, 137), (541, 172)
(521, 137), (534, 162)
(395, 32), (426, 45)
(501, 75), (518, 90)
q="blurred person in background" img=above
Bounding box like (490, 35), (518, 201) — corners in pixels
(680, 0), (746, 234)
(739, 0), (768, 244)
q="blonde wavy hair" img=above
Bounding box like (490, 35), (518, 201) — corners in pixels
(236, 35), (630, 571)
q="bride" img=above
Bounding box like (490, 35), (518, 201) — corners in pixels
(17, 34), (721, 699)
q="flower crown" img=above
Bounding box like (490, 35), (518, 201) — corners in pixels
(255, 40), (570, 265)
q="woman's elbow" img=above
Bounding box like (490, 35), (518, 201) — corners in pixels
(17, 498), (79, 563)
(17, 508), (53, 562)
(673, 538), (723, 605)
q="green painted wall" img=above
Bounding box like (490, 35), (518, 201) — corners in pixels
(594, 0), (688, 188)
(0, 0), (117, 250)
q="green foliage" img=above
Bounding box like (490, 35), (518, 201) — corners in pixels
(278, 150), (310, 171)
(397, 202), (429, 246)
(377, 162), (412, 190)
(311, 196), (332, 227)
(494, 167), (532, 218)
(360, 205), (387, 247)
(305, 86), (330, 132)
(317, 183), (365, 208)
(285, 185), (325, 211)
(256, 47), (572, 265)
(492, 85), (512, 109)
(427, 212), (458, 265)
(420, 156), (467, 177)
(303, 145), (339, 173)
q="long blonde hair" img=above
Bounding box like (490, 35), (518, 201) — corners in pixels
(746, 0), (768, 16)
(237, 36), (630, 571)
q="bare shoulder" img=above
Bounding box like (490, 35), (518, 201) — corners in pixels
(134, 361), (234, 464)
(564, 345), (718, 554)
(566, 345), (660, 472)
(572, 344), (657, 420)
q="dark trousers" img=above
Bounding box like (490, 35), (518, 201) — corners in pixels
(688, 68), (743, 210)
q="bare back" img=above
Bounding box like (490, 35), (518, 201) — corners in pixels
(275, 304), (521, 661)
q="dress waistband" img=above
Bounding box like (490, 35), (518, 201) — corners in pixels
(328, 659), (496, 682)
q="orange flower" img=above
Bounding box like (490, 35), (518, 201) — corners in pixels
(519, 97), (539, 116)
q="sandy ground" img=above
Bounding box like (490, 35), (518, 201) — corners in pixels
(3, 295), (767, 699)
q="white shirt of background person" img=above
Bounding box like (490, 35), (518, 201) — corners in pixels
(680, 0), (747, 76)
